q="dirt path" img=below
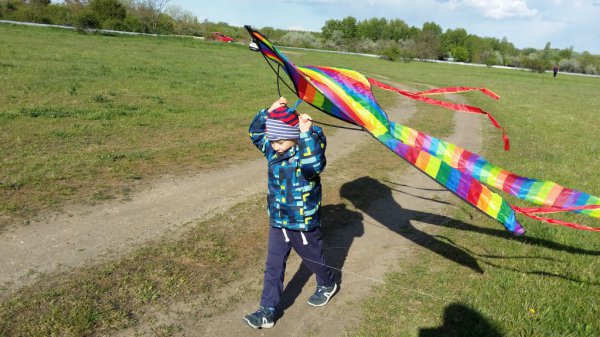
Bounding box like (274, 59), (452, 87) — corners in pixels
(0, 118), (373, 292)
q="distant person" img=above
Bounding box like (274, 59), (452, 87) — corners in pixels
(243, 97), (338, 329)
(553, 64), (559, 78)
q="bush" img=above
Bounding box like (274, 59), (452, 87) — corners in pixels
(123, 14), (143, 33)
(451, 46), (469, 62)
(322, 30), (344, 50)
(74, 10), (101, 32)
(102, 18), (128, 31)
(280, 31), (322, 49)
(397, 39), (416, 62)
(558, 58), (580, 73)
(521, 54), (550, 73)
(482, 50), (502, 67)
(355, 38), (376, 53)
(380, 43), (401, 61)
(583, 64), (597, 75)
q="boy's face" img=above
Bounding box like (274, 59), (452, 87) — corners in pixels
(271, 139), (297, 155)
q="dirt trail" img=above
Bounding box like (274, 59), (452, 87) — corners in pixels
(0, 118), (372, 292)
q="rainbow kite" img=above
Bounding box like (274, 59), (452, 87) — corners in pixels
(245, 26), (600, 234)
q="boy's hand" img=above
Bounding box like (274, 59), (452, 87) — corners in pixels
(299, 114), (312, 133)
(268, 96), (287, 112)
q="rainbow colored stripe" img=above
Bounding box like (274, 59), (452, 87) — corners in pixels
(389, 122), (600, 218)
(246, 26), (600, 233)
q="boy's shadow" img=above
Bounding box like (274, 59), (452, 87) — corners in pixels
(419, 303), (503, 337)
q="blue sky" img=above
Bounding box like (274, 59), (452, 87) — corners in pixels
(168, 0), (600, 54)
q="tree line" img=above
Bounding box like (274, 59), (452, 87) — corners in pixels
(1, 2), (598, 75)
(0, 0), (218, 35)
(315, 16), (599, 75)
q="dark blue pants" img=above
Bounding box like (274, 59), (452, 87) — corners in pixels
(260, 227), (334, 309)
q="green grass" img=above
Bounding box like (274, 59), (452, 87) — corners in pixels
(0, 24), (277, 218)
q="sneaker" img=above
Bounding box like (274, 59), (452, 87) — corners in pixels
(307, 282), (338, 307)
(242, 306), (275, 329)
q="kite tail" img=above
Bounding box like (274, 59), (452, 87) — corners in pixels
(369, 78), (510, 151)
(387, 121), (600, 230)
(376, 132), (525, 235)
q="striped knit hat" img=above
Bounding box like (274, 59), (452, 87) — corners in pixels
(266, 106), (300, 141)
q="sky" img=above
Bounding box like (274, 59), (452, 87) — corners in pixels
(168, 0), (600, 54)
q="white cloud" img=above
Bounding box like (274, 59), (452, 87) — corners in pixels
(444, 0), (538, 19)
(287, 26), (313, 31)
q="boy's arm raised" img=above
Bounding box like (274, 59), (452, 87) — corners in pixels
(249, 109), (269, 156)
(298, 125), (327, 179)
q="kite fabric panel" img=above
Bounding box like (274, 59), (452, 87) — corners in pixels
(245, 26), (600, 234)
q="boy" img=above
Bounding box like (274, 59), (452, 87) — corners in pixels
(243, 97), (338, 329)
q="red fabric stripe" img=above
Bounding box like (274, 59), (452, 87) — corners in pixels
(467, 179), (483, 205)
(502, 174), (518, 194)
(415, 87), (500, 100)
(458, 150), (474, 173)
(512, 206), (600, 232)
(512, 204), (600, 214)
(405, 147), (420, 164)
(369, 78), (510, 151)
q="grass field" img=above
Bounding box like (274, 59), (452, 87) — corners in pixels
(1, 23), (599, 336)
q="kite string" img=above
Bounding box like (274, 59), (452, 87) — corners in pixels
(294, 228), (452, 302)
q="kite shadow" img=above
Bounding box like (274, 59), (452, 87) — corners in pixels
(341, 176), (486, 274)
(277, 203), (364, 314)
(418, 303), (503, 337)
(341, 176), (600, 286)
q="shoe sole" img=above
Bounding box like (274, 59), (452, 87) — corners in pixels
(307, 282), (338, 307)
(242, 317), (274, 329)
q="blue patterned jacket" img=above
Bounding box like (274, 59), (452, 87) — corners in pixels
(249, 109), (327, 231)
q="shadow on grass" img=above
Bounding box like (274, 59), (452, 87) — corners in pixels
(419, 303), (503, 337)
(359, 176), (600, 284)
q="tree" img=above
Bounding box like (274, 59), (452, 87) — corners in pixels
(321, 19), (341, 40)
(133, 0), (170, 33)
(451, 45), (469, 62)
(415, 22), (442, 60)
(386, 18), (410, 41)
(498, 37), (516, 65)
(166, 4), (197, 35)
(420, 21), (442, 59)
(30, 0), (50, 6)
(558, 46), (574, 60)
(339, 16), (357, 40)
(440, 27), (468, 59)
(356, 17), (385, 41)
(88, 0), (126, 22)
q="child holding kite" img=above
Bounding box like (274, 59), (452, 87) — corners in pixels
(243, 97), (338, 329)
